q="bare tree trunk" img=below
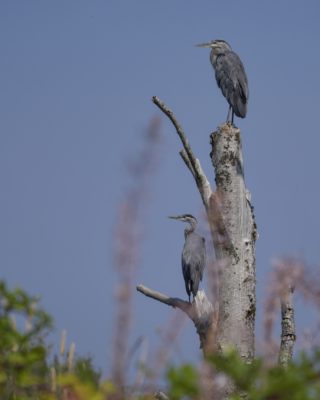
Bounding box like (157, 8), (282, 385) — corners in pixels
(138, 98), (257, 375)
(209, 124), (257, 361)
(278, 286), (296, 366)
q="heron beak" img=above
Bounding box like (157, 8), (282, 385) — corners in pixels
(168, 215), (179, 220)
(196, 42), (212, 48)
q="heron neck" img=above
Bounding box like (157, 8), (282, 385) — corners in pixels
(184, 222), (196, 238)
(210, 49), (218, 67)
(210, 49), (228, 68)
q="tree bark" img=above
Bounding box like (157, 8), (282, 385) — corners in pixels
(278, 286), (296, 366)
(138, 97), (257, 366)
(209, 124), (257, 361)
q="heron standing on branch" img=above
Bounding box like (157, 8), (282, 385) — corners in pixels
(197, 39), (248, 125)
(169, 215), (206, 303)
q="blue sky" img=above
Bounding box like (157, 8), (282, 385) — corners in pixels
(1, 0), (320, 379)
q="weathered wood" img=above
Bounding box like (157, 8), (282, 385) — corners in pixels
(138, 98), (257, 367)
(152, 96), (212, 206)
(209, 123), (257, 361)
(137, 285), (213, 348)
(278, 286), (296, 366)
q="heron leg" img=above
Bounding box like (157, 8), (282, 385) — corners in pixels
(231, 110), (234, 125)
(226, 105), (232, 123)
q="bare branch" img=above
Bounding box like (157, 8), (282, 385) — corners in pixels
(180, 149), (196, 178)
(137, 285), (214, 349)
(152, 96), (195, 167)
(193, 158), (212, 205)
(279, 286), (296, 367)
(136, 284), (190, 312)
(152, 96), (212, 206)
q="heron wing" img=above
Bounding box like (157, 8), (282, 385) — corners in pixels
(182, 234), (206, 297)
(181, 257), (191, 296)
(190, 237), (206, 294)
(215, 51), (248, 117)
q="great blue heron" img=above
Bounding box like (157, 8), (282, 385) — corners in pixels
(169, 214), (206, 303)
(197, 39), (248, 124)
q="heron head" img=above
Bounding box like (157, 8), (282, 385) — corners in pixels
(168, 214), (197, 230)
(196, 39), (231, 54)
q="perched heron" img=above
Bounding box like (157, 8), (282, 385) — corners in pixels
(197, 39), (248, 124)
(169, 214), (206, 303)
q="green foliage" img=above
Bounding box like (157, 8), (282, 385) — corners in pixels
(209, 348), (320, 400)
(2, 279), (320, 399)
(72, 356), (102, 389)
(0, 281), (51, 398)
(163, 349), (320, 400)
(167, 363), (200, 400)
(0, 281), (105, 399)
(209, 348), (262, 393)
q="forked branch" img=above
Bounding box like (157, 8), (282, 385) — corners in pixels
(152, 96), (212, 206)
